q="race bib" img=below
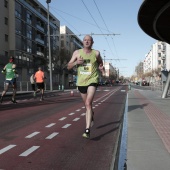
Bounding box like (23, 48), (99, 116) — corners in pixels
(80, 63), (92, 75)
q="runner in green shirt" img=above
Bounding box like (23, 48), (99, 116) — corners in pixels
(67, 35), (104, 138)
(0, 56), (18, 103)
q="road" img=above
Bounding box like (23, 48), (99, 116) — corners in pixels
(0, 85), (127, 170)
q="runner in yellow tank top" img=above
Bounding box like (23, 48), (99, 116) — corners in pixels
(67, 35), (105, 138)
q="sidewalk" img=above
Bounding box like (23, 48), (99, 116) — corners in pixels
(127, 88), (170, 170)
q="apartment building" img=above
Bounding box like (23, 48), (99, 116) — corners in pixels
(103, 62), (117, 84)
(143, 41), (170, 82)
(0, 0), (60, 84)
(60, 25), (83, 87)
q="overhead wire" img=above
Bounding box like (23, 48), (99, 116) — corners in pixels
(81, 0), (115, 58)
(92, 0), (120, 63)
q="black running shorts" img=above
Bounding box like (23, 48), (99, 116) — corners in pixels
(78, 83), (98, 94)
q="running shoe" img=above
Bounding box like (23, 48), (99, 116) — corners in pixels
(82, 129), (90, 139)
(11, 99), (17, 103)
(0, 96), (3, 103)
(40, 97), (44, 101)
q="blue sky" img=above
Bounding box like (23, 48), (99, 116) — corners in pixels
(39, 0), (156, 77)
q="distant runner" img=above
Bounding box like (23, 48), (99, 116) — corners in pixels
(0, 56), (18, 103)
(34, 67), (45, 101)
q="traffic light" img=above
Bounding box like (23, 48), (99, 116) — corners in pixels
(46, 0), (51, 3)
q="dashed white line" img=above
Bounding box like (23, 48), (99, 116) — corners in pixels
(19, 146), (40, 157)
(46, 132), (59, 139)
(62, 124), (71, 128)
(25, 132), (40, 138)
(0, 145), (16, 155)
(76, 109), (81, 112)
(81, 113), (86, 116)
(59, 117), (67, 121)
(68, 112), (75, 115)
(45, 123), (56, 128)
(73, 118), (80, 121)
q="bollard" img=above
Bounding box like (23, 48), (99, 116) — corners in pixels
(62, 85), (64, 91)
(70, 90), (74, 96)
(58, 85), (60, 90)
(128, 84), (131, 90)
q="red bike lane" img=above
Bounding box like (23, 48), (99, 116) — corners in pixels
(0, 86), (127, 170)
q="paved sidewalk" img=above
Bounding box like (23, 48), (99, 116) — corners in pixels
(127, 88), (170, 170)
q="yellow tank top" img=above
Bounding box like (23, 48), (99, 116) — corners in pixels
(77, 49), (99, 86)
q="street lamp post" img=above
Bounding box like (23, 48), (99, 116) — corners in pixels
(46, 0), (52, 91)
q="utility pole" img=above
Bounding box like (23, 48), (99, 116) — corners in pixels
(47, 0), (53, 91)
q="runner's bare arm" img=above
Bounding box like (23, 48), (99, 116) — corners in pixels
(67, 50), (84, 70)
(96, 50), (105, 73)
(1, 65), (7, 74)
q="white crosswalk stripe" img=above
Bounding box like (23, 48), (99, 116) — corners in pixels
(19, 146), (40, 157)
(46, 132), (59, 139)
(0, 145), (16, 155)
(73, 118), (80, 121)
(45, 123), (56, 128)
(25, 132), (40, 138)
(62, 124), (71, 128)
(59, 117), (67, 121)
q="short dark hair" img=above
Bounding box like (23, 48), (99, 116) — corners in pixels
(9, 56), (14, 60)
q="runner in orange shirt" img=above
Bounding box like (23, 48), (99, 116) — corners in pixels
(34, 67), (45, 101)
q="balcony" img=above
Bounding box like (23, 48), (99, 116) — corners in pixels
(35, 37), (44, 45)
(161, 55), (166, 60)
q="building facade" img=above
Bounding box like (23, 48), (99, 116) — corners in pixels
(143, 41), (170, 82)
(60, 26), (83, 87)
(0, 0), (60, 88)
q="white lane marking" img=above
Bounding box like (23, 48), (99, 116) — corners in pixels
(19, 146), (40, 157)
(59, 117), (67, 121)
(82, 106), (85, 108)
(0, 145), (16, 155)
(68, 112), (75, 115)
(45, 123), (56, 128)
(81, 113), (86, 116)
(93, 107), (95, 109)
(76, 109), (81, 112)
(25, 132), (40, 138)
(121, 90), (126, 92)
(46, 132), (59, 139)
(62, 124), (71, 128)
(73, 118), (80, 121)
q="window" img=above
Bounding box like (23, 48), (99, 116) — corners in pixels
(5, 34), (8, 42)
(27, 25), (32, 39)
(26, 12), (32, 25)
(15, 18), (22, 34)
(5, 51), (8, 57)
(4, 0), (8, 8)
(27, 40), (32, 53)
(158, 53), (161, 57)
(15, 2), (21, 18)
(16, 35), (22, 49)
(5, 17), (8, 25)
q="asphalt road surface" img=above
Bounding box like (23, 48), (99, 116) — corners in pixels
(0, 85), (127, 170)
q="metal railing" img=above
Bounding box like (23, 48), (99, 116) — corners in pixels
(0, 81), (60, 92)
